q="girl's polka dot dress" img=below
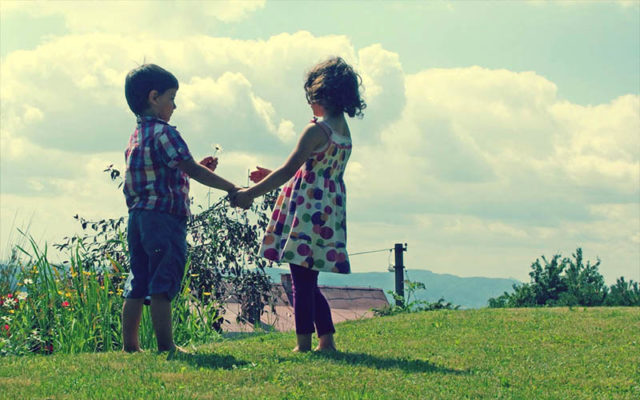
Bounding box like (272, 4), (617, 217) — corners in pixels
(259, 120), (351, 274)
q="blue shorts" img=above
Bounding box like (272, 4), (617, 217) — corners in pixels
(123, 209), (187, 301)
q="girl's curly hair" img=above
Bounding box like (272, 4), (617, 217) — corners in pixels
(304, 57), (366, 118)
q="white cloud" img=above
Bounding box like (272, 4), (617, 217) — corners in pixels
(0, 28), (638, 283)
(0, 1), (266, 32)
(344, 64), (638, 281)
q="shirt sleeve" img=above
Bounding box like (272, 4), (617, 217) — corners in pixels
(155, 125), (193, 168)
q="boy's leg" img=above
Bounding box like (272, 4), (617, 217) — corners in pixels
(150, 293), (175, 352)
(122, 210), (149, 352)
(289, 264), (316, 352)
(139, 211), (188, 352)
(122, 298), (145, 352)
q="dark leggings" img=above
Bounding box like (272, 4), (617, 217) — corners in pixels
(289, 264), (335, 336)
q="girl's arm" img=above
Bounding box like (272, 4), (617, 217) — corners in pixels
(244, 123), (328, 199)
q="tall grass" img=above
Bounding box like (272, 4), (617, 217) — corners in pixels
(0, 234), (221, 356)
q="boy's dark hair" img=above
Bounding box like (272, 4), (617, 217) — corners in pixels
(304, 57), (366, 118)
(125, 64), (179, 115)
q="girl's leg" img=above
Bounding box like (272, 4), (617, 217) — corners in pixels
(313, 283), (336, 351)
(313, 286), (335, 337)
(289, 264), (317, 351)
(289, 264), (336, 351)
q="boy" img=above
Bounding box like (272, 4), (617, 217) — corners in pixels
(121, 64), (238, 353)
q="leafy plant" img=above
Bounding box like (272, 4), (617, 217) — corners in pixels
(373, 279), (458, 316)
(488, 248), (639, 307)
(1, 165), (282, 355)
(604, 277), (640, 306)
(55, 166), (280, 326)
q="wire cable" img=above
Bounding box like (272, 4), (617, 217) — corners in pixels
(350, 248), (393, 256)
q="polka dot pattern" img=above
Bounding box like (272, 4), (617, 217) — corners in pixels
(258, 120), (352, 274)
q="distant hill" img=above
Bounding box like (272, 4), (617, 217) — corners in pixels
(265, 267), (520, 309)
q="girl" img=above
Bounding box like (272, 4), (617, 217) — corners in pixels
(233, 57), (366, 352)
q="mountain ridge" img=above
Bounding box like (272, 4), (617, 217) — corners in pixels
(265, 267), (520, 309)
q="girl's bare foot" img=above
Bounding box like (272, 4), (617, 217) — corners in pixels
(293, 334), (312, 352)
(315, 333), (336, 352)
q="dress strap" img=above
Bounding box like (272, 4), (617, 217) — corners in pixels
(310, 118), (332, 154)
(311, 118), (332, 141)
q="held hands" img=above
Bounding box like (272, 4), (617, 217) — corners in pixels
(225, 166), (271, 210)
(229, 188), (253, 210)
(197, 155), (255, 210)
(229, 166), (270, 210)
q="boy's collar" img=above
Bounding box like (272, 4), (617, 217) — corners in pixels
(136, 115), (170, 125)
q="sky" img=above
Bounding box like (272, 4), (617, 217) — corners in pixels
(1, 0), (639, 284)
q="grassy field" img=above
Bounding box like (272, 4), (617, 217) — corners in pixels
(0, 307), (638, 399)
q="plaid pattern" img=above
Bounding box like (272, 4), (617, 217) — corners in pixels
(123, 116), (193, 216)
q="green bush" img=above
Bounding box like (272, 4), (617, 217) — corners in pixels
(489, 248), (639, 308)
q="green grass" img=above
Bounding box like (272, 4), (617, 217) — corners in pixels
(1, 307), (638, 399)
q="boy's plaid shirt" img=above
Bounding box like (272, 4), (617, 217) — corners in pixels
(123, 116), (193, 216)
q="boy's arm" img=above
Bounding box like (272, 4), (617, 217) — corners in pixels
(177, 158), (239, 193)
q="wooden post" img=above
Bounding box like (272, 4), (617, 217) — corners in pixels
(394, 243), (407, 306)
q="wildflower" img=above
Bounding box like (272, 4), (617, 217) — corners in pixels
(17, 292), (28, 301)
(190, 274), (199, 278)
(203, 292), (212, 296)
(61, 301), (70, 308)
(3, 298), (16, 308)
(23, 278), (33, 285)
(2, 324), (8, 331)
(58, 290), (64, 296)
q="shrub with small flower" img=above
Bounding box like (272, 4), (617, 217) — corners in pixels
(0, 167), (278, 356)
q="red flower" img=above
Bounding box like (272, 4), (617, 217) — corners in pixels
(6, 293), (12, 298)
(249, 166), (271, 183)
(43, 343), (54, 354)
(2, 324), (8, 331)
(61, 301), (70, 308)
